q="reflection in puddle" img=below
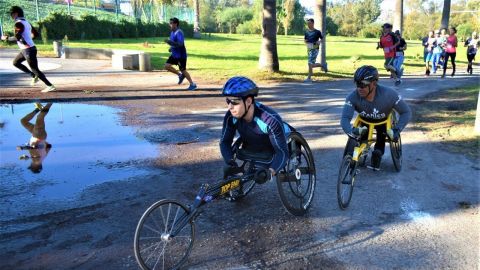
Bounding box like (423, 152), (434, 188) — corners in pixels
(0, 103), (156, 202)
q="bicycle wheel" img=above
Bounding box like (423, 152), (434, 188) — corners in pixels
(390, 135), (402, 172)
(276, 131), (316, 216)
(134, 199), (195, 270)
(337, 155), (356, 210)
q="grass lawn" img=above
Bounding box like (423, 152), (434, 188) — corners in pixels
(412, 86), (480, 160)
(1, 34), (469, 83)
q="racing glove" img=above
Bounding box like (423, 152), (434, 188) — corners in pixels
(352, 126), (368, 137)
(387, 128), (400, 142)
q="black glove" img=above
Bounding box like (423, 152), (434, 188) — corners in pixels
(352, 126), (367, 137)
(254, 168), (272, 184)
(223, 160), (241, 179)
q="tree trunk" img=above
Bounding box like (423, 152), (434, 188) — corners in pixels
(393, 0), (403, 33)
(314, 0), (326, 67)
(193, 0), (201, 38)
(440, 0), (451, 29)
(258, 0), (279, 72)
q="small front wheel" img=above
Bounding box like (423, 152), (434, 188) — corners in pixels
(134, 199), (195, 270)
(276, 132), (316, 216)
(337, 155), (356, 210)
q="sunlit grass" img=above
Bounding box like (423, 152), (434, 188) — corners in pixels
(1, 33), (468, 83)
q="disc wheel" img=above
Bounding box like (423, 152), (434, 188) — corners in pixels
(276, 131), (316, 216)
(134, 199), (195, 270)
(337, 155), (356, 210)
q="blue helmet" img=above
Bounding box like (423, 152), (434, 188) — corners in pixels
(222, 76), (259, 97)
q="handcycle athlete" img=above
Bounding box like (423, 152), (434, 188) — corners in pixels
(341, 65), (411, 171)
(133, 76), (316, 270)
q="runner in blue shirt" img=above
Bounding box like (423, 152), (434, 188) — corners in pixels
(164, 17), (197, 91)
(303, 18), (327, 83)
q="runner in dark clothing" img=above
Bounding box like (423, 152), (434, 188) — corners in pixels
(1, 6), (56, 92)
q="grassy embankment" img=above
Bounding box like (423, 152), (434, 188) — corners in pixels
(412, 86), (479, 160)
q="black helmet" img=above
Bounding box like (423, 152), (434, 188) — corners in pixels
(222, 76), (259, 97)
(354, 65), (379, 84)
(9, 6), (24, 17)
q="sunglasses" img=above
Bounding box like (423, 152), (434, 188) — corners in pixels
(226, 98), (242, 106)
(356, 81), (370, 88)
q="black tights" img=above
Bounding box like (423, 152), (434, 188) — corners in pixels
(13, 46), (52, 86)
(467, 54), (476, 74)
(442, 52), (456, 76)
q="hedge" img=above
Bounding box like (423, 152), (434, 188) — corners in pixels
(37, 11), (193, 40)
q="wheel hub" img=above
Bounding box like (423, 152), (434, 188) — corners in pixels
(161, 233), (172, 242)
(295, 168), (301, 180)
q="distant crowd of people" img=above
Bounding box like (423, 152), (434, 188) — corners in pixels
(422, 27), (479, 78)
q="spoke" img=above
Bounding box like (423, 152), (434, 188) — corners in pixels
(157, 205), (166, 234)
(164, 203), (172, 234)
(143, 224), (162, 235)
(144, 240), (164, 265)
(140, 242), (160, 254)
(140, 236), (163, 240)
(169, 206), (182, 235)
(152, 241), (168, 270)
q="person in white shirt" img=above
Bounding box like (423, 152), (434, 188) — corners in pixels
(1, 6), (56, 92)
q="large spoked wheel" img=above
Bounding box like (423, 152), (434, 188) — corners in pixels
(337, 155), (356, 210)
(276, 131), (316, 216)
(134, 199), (195, 270)
(390, 135), (402, 172)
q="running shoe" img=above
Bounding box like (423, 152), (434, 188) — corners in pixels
(187, 83), (197, 91)
(30, 76), (39, 86)
(394, 79), (401, 86)
(368, 149), (382, 171)
(34, 102), (43, 111)
(41, 85), (57, 93)
(303, 78), (312, 83)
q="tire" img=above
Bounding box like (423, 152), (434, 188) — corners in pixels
(390, 135), (402, 172)
(134, 199), (195, 270)
(389, 111), (403, 172)
(276, 131), (316, 216)
(337, 155), (356, 210)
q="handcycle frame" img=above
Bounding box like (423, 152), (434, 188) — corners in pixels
(134, 131), (316, 270)
(337, 112), (402, 209)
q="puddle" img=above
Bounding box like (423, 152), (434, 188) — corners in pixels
(0, 103), (157, 204)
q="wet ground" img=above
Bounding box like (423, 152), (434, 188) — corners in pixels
(0, 49), (479, 269)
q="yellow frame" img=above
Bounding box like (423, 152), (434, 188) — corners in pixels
(351, 113), (394, 162)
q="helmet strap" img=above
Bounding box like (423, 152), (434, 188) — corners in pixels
(240, 97), (252, 119)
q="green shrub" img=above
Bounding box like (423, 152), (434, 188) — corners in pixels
(237, 20), (261, 34)
(36, 11), (192, 40)
(359, 23), (382, 38)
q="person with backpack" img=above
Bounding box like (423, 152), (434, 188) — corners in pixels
(1, 6), (56, 92)
(377, 23), (401, 86)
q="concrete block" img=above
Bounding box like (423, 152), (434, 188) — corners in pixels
(139, 53), (151, 72)
(112, 54), (133, 70)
